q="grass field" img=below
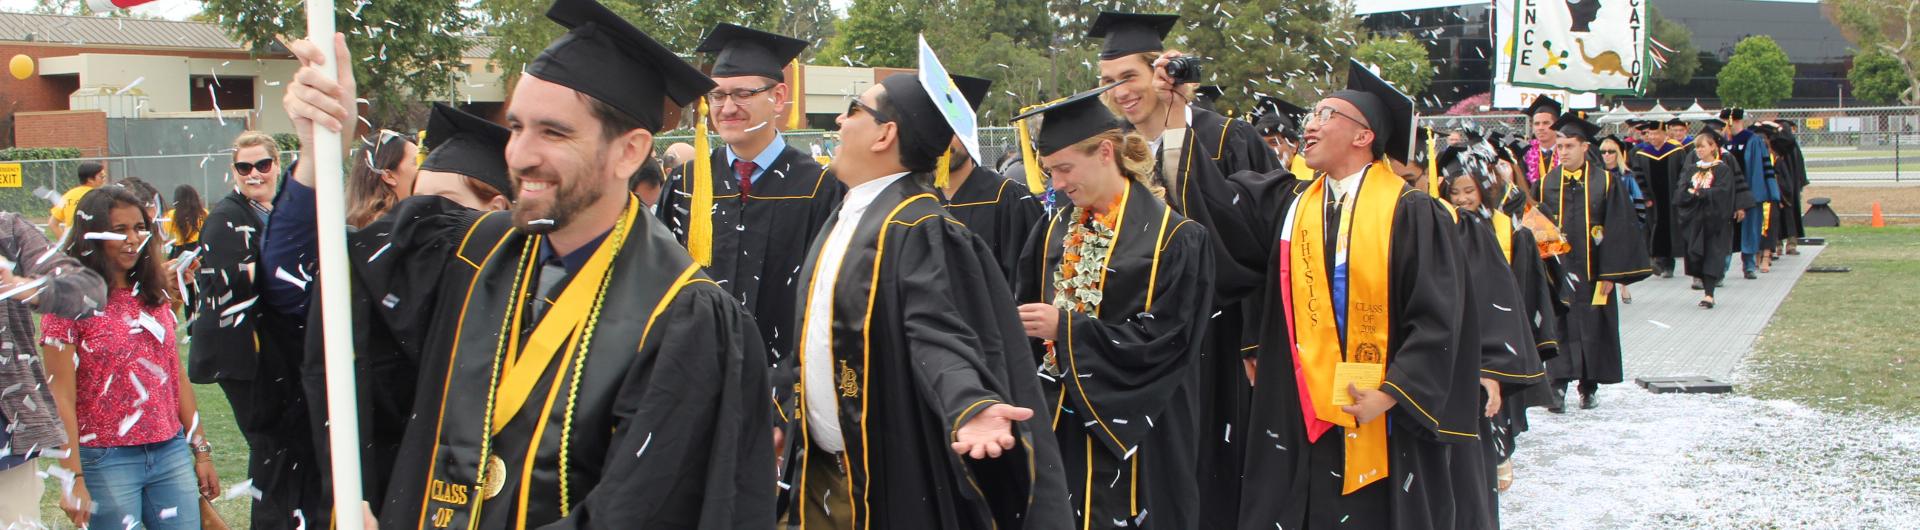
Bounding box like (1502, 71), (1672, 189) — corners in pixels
(1745, 226), (1920, 417)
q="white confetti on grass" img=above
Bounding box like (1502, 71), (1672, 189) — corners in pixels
(1502, 386), (1920, 528)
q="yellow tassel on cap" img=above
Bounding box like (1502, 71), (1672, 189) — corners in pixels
(786, 59), (802, 131)
(1426, 128), (1440, 198)
(689, 98), (715, 266)
(1017, 117), (1045, 194)
(934, 147), (952, 190)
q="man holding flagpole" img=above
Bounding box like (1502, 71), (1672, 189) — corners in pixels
(279, 0), (773, 527)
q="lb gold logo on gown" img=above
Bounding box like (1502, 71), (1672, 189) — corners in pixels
(481, 454), (507, 500)
(839, 360), (858, 398)
(1354, 343), (1383, 364)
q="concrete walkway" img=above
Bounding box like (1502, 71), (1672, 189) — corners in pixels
(1613, 244), (1825, 381)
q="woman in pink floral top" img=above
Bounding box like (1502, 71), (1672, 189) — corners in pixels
(43, 185), (218, 530)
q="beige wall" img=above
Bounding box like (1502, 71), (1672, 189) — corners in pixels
(802, 65), (877, 119)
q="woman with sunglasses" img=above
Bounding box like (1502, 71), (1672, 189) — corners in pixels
(1597, 136), (1645, 303)
(185, 131), (284, 529)
(346, 129), (419, 228)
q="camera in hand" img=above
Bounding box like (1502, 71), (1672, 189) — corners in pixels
(1164, 56), (1203, 85)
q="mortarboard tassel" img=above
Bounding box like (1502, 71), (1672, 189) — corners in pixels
(787, 60), (803, 131)
(934, 147), (952, 190)
(1426, 128), (1440, 198)
(1016, 116), (1045, 194)
(689, 98), (715, 266)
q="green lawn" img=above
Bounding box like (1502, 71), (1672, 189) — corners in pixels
(35, 358), (253, 528)
(1745, 226), (1920, 417)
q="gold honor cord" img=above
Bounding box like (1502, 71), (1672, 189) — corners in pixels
(690, 98), (716, 266)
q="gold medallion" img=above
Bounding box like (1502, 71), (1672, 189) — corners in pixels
(481, 455), (507, 500)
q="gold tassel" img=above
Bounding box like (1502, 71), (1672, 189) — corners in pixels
(786, 60), (802, 131)
(689, 98), (715, 266)
(1426, 128), (1440, 197)
(935, 147), (952, 190)
(1016, 113), (1045, 194)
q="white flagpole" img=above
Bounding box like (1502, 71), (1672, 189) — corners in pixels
(305, 1), (366, 528)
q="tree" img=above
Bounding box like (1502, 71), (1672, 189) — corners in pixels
(199, 0), (474, 128)
(1647, 5), (1700, 95)
(1172, 0), (1362, 116)
(1716, 35), (1796, 107)
(1825, 0), (1920, 104)
(1849, 49), (1911, 103)
(1352, 35), (1435, 99)
(817, 0), (929, 68)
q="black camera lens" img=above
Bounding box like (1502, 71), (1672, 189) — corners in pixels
(1165, 56), (1203, 85)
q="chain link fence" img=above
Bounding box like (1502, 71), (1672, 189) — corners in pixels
(1, 151), (295, 225)
(1420, 106), (1920, 183)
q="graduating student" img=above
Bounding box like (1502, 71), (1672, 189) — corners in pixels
(1522, 96), (1562, 189)
(1768, 120), (1808, 253)
(1254, 95), (1311, 176)
(658, 22), (842, 366)
(779, 71), (1072, 530)
(1238, 61), (1478, 530)
(1436, 146), (1551, 529)
(1011, 84), (1214, 529)
(1674, 127), (1754, 309)
(1721, 108), (1778, 278)
(272, 102), (518, 523)
(278, 1), (773, 526)
(1536, 111), (1651, 412)
(1090, 16), (1290, 524)
(1631, 119), (1689, 278)
(940, 73), (1045, 283)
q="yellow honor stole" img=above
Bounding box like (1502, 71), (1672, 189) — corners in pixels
(1492, 208), (1515, 263)
(1286, 162), (1400, 494)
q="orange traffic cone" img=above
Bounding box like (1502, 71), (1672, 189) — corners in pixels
(1870, 201), (1886, 228)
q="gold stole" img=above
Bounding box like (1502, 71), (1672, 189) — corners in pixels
(1287, 162), (1400, 494)
(1289, 154), (1312, 178)
(1493, 209), (1515, 263)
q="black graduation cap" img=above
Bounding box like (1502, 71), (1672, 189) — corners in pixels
(695, 23), (807, 81)
(1193, 85), (1224, 111)
(1628, 119), (1655, 131)
(1775, 119), (1796, 129)
(1700, 118), (1726, 129)
(1328, 59), (1416, 162)
(420, 103), (513, 199)
(1255, 95), (1309, 123)
(1718, 107), (1745, 120)
(1254, 95), (1306, 140)
(949, 74), (992, 113)
(1011, 82), (1124, 156)
(878, 74), (959, 172)
(1087, 12), (1179, 59)
(1524, 96), (1563, 118)
(1664, 117), (1686, 127)
(1552, 111), (1600, 142)
(526, 0), (716, 132)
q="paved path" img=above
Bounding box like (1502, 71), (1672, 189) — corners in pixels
(1613, 243), (1825, 381)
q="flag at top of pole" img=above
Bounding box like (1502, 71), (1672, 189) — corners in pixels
(301, 0), (368, 528)
(86, 0), (159, 11)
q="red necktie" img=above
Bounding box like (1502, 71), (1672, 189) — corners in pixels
(733, 159), (756, 202)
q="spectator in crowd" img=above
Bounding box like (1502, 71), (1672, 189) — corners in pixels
(0, 210), (107, 527)
(48, 161), (109, 238)
(345, 129), (419, 228)
(164, 184), (206, 259)
(44, 185), (218, 530)
(188, 131), (290, 529)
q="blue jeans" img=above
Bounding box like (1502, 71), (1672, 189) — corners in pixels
(78, 432), (200, 530)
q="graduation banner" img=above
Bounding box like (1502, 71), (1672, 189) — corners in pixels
(1492, 0), (1599, 110)
(1505, 0), (1649, 96)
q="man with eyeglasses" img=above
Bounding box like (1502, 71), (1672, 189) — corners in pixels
(1632, 119), (1688, 279)
(657, 23), (843, 394)
(1240, 60), (1478, 530)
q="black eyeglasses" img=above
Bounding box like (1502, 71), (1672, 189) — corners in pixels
(1601, 149), (1622, 155)
(706, 84), (777, 106)
(1308, 106), (1370, 130)
(847, 98), (892, 124)
(233, 158), (275, 175)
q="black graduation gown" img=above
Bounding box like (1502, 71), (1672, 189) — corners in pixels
(1676, 162), (1755, 281)
(329, 196), (773, 529)
(1015, 179), (1214, 529)
(778, 174), (1073, 530)
(1447, 209), (1547, 530)
(1238, 175), (1480, 530)
(1190, 106), (1283, 178)
(296, 197), (487, 523)
(658, 144), (843, 365)
(1772, 134), (1808, 239)
(1631, 141), (1689, 260)
(1496, 225), (1562, 442)
(943, 165), (1046, 286)
(1537, 162), (1651, 385)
